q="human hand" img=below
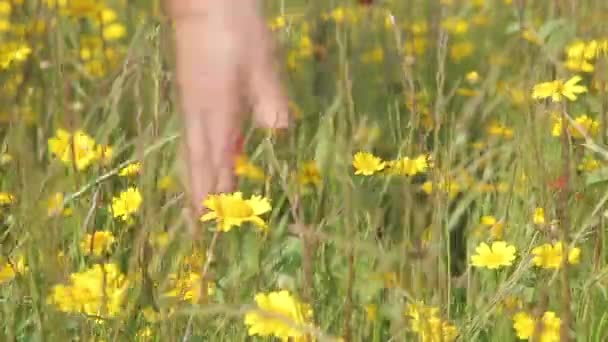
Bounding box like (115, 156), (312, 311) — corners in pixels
(166, 0), (289, 225)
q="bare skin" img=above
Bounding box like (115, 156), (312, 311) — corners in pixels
(166, 0), (289, 226)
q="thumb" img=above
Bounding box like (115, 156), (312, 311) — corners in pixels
(244, 5), (290, 129)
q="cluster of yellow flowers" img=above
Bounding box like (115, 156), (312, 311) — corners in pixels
(471, 239), (580, 270)
(405, 301), (458, 342)
(59, 0), (127, 77)
(513, 311), (561, 341)
(352, 151), (431, 177)
(48, 263), (129, 318)
(0, 256), (27, 285)
(48, 129), (113, 171)
(164, 272), (215, 304)
(550, 113), (599, 139)
(110, 187), (143, 222)
(80, 231), (116, 257)
(564, 39), (608, 73)
(532, 242), (580, 269)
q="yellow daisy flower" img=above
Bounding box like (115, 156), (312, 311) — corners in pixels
(244, 290), (314, 341)
(471, 241), (516, 269)
(532, 75), (587, 102)
(200, 192), (271, 232)
(352, 152), (385, 176)
(533, 207), (545, 225)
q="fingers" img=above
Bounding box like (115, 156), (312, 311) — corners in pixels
(172, 7), (242, 216)
(242, 1), (290, 129)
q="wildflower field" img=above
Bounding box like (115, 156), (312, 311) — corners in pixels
(2, 0), (608, 341)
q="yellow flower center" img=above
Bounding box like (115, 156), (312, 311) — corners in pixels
(216, 197), (254, 218)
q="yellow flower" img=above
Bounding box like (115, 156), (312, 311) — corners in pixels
(404, 36), (428, 56)
(566, 40), (587, 60)
(48, 263), (128, 318)
(136, 327), (154, 340)
(466, 71), (480, 84)
(487, 122), (514, 139)
(456, 88), (479, 97)
(551, 114), (599, 138)
(513, 311), (561, 342)
(0, 43), (31, 70)
(235, 155), (266, 182)
(142, 307), (160, 323)
(521, 29), (542, 45)
(164, 272), (215, 304)
(382, 272), (398, 289)
(244, 290), (314, 341)
(0, 1), (11, 15)
(352, 152), (385, 176)
(62, 0), (102, 17)
(47, 192), (72, 217)
(200, 192), (271, 232)
(565, 58), (595, 73)
(578, 155), (600, 172)
(421, 179), (461, 199)
(532, 75), (587, 102)
(298, 161), (322, 186)
(531, 242), (581, 269)
(102, 23), (126, 41)
(386, 154), (430, 176)
(0, 191), (15, 205)
(479, 215), (505, 239)
(0, 153), (12, 165)
(361, 47), (384, 64)
(572, 114), (599, 138)
(450, 41), (474, 61)
(442, 17), (469, 35)
(149, 231), (170, 249)
(110, 187), (143, 221)
(329, 7), (346, 24)
(405, 301), (458, 342)
(119, 162), (142, 177)
(471, 241), (517, 269)
(99, 8), (117, 24)
(533, 207), (545, 225)
(0, 256), (27, 284)
(48, 129), (99, 171)
(512, 312), (535, 339)
(365, 304), (378, 321)
(80, 231), (116, 256)
(268, 16), (286, 31)
(157, 175), (177, 192)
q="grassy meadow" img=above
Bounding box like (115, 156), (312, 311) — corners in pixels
(2, 0), (608, 340)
